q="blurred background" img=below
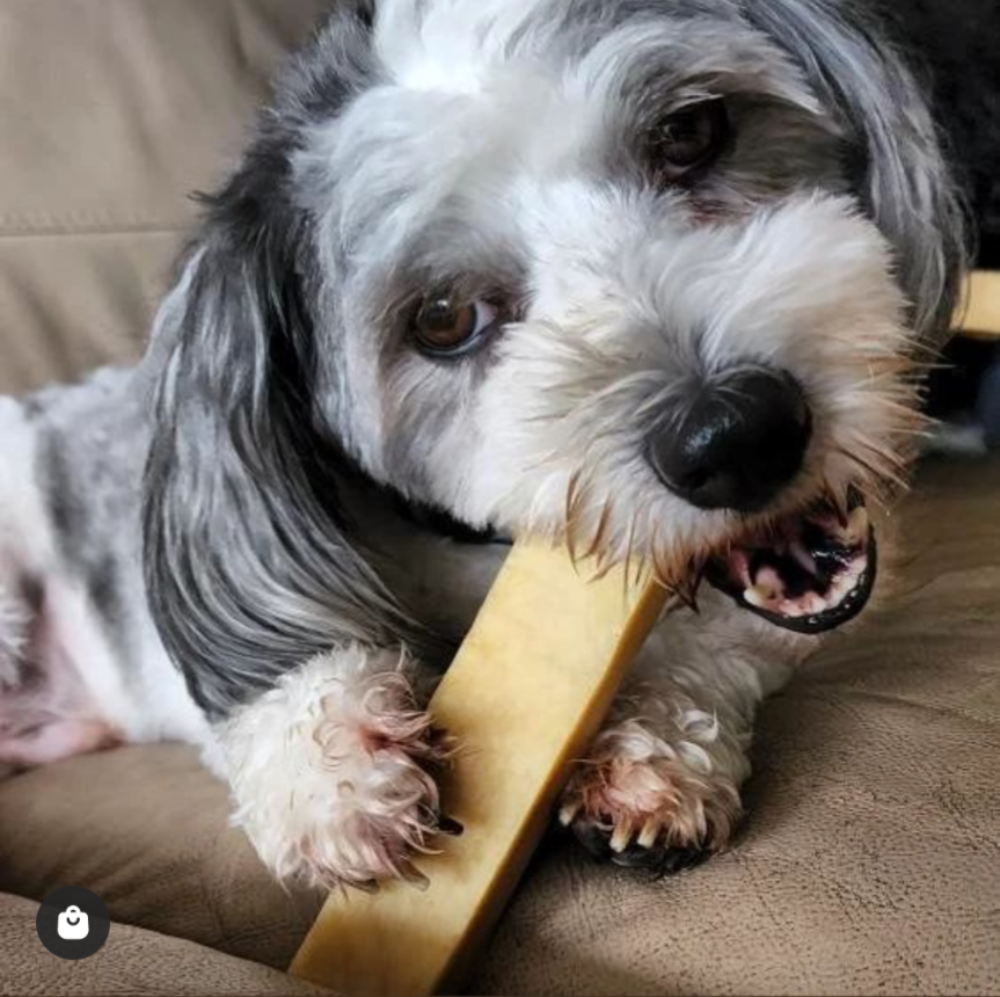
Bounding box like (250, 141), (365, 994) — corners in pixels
(896, 0), (1000, 453)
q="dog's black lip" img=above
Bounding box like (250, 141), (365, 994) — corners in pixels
(707, 525), (878, 635)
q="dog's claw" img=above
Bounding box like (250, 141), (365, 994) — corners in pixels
(637, 818), (661, 850)
(437, 816), (464, 837)
(609, 821), (634, 854)
(568, 814), (713, 877)
(405, 867), (431, 891)
(558, 801), (581, 827)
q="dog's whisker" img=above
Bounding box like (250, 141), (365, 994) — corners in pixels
(582, 502), (614, 562)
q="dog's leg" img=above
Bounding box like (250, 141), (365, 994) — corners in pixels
(0, 569), (128, 776)
(218, 644), (449, 890)
(560, 595), (808, 872)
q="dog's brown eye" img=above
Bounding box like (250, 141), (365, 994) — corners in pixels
(646, 100), (730, 181)
(412, 291), (500, 356)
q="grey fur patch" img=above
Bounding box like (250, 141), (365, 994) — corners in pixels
(142, 6), (438, 719)
(743, 0), (967, 343)
(29, 368), (151, 659)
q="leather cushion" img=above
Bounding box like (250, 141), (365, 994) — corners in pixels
(0, 0), (327, 393)
(0, 891), (330, 996)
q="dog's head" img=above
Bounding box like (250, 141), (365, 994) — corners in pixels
(144, 0), (965, 713)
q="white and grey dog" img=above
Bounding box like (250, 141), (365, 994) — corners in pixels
(0, 0), (965, 887)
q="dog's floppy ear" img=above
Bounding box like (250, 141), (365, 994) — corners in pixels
(142, 2), (420, 718)
(746, 0), (967, 345)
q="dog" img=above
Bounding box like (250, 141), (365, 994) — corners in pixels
(0, 0), (965, 888)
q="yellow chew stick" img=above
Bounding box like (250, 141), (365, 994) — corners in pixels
(960, 271), (1000, 339)
(290, 539), (669, 997)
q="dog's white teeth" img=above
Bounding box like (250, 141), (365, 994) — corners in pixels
(609, 823), (634, 854)
(744, 584), (777, 610)
(637, 819), (661, 850)
(801, 592), (828, 616)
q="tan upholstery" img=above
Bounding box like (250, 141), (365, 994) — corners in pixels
(0, 745), (325, 973)
(0, 0), (327, 393)
(0, 892), (328, 997)
(0, 2), (998, 995)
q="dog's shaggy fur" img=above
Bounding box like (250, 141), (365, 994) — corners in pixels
(0, 0), (966, 887)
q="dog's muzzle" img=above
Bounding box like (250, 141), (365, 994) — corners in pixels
(646, 368), (876, 635)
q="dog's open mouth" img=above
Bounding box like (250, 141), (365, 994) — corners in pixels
(703, 492), (876, 635)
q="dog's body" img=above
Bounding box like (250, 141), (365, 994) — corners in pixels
(0, 0), (965, 887)
(2, 354), (786, 878)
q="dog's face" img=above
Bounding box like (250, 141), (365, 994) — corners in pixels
(294, 0), (953, 633)
(146, 0), (964, 712)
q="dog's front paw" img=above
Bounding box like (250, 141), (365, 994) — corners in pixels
(221, 647), (452, 890)
(559, 724), (742, 874)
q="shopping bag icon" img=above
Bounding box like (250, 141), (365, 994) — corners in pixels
(57, 905), (89, 940)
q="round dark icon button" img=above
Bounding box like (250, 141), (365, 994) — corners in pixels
(36, 886), (110, 960)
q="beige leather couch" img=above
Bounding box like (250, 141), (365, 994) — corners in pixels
(1, 4), (998, 995)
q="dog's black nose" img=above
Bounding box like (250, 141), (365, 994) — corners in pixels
(648, 369), (811, 512)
